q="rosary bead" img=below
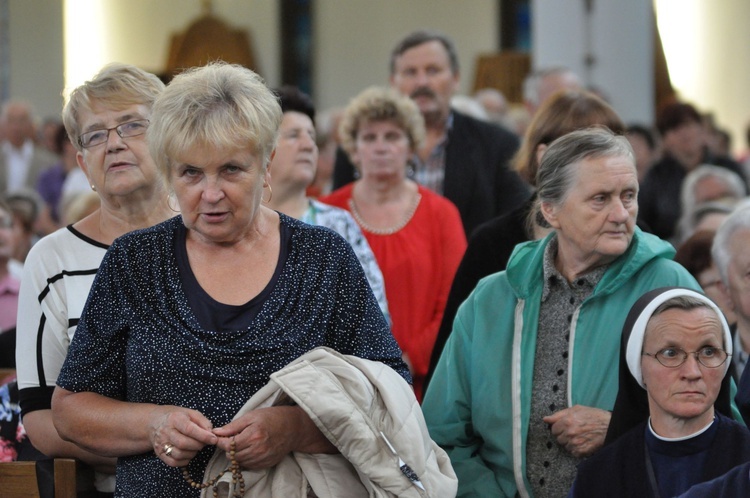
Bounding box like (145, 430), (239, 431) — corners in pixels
(180, 438), (244, 496)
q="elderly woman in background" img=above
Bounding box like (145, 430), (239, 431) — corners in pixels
(426, 89), (626, 392)
(572, 288), (750, 497)
(673, 164), (745, 245)
(51, 64), (409, 497)
(15, 63), (173, 495)
(321, 86), (466, 399)
(266, 86), (389, 319)
(423, 127), (701, 497)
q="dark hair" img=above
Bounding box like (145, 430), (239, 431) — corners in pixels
(656, 102), (702, 136)
(53, 122), (71, 155)
(626, 124), (657, 150)
(275, 86), (316, 124)
(389, 30), (459, 75)
(674, 229), (716, 279)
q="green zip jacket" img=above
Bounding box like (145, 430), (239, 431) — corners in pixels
(423, 228), (702, 497)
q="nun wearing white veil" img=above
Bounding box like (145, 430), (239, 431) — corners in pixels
(570, 287), (750, 498)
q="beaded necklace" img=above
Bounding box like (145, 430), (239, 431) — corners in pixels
(181, 439), (245, 497)
(348, 193), (421, 235)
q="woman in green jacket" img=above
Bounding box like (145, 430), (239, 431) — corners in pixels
(423, 127), (702, 497)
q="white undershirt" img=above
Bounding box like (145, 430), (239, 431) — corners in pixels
(3, 140), (33, 191)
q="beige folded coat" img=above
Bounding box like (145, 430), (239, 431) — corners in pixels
(201, 347), (457, 498)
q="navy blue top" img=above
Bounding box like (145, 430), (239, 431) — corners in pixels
(176, 221), (292, 332)
(570, 413), (750, 498)
(647, 418), (717, 498)
(57, 214), (410, 497)
(677, 461), (750, 497)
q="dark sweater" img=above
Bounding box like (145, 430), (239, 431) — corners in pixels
(571, 414), (750, 498)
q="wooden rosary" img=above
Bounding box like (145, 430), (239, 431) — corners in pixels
(181, 439), (246, 497)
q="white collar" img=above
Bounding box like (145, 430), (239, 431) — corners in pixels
(647, 415), (715, 442)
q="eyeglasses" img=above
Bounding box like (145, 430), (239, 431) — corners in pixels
(78, 119), (149, 149)
(642, 347), (730, 368)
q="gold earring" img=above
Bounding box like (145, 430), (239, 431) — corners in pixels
(262, 184), (273, 204)
(167, 195), (179, 213)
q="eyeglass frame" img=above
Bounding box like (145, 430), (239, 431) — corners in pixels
(641, 346), (731, 369)
(77, 119), (150, 149)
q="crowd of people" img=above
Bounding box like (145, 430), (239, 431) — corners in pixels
(3, 27), (750, 497)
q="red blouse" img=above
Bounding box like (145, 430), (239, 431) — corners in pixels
(321, 184), (467, 400)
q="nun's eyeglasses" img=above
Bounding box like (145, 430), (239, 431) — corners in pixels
(642, 347), (730, 368)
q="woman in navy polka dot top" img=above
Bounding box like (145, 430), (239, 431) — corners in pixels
(52, 62), (410, 498)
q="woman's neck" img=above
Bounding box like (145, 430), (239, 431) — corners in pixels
(267, 184), (309, 220)
(649, 409), (716, 439)
(355, 175), (411, 204)
(77, 188), (173, 245)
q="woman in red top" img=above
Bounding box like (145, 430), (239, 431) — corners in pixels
(321, 86), (466, 399)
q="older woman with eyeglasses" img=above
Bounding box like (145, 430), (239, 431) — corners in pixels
(15, 63), (173, 495)
(570, 288), (750, 498)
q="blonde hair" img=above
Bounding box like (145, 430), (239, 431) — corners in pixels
(147, 62), (281, 183)
(62, 63), (165, 151)
(63, 191), (101, 225)
(338, 86), (425, 161)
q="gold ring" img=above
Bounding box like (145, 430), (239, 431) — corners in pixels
(163, 444), (174, 457)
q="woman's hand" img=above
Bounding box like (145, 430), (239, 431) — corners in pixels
(150, 406), (218, 467)
(213, 406), (337, 469)
(543, 405), (611, 458)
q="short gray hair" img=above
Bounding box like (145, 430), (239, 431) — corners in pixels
(147, 62), (281, 184)
(651, 295), (716, 319)
(712, 204), (750, 285)
(647, 295), (722, 345)
(523, 66), (577, 107)
(681, 164), (746, 211)
(536, 126), (635, 209)
(62, 63), (165, 152)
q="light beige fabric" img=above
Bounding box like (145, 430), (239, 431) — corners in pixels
(202, 347), (457, 498)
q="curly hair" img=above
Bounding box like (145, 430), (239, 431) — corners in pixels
(338, 86), (425, 163)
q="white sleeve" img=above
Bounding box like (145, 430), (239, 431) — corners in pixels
(16, 233), (99, 399)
